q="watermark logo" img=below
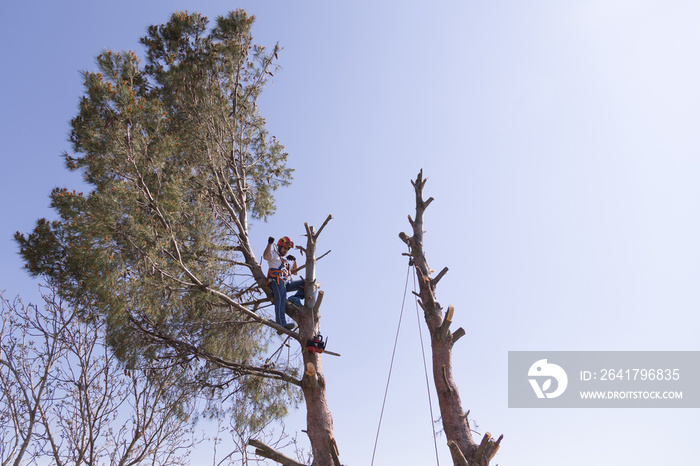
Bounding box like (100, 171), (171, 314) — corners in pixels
(528, 359), (568, 399)
(509, 351), (698, 408)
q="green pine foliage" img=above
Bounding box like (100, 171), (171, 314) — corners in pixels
(16, 10), (298, 434)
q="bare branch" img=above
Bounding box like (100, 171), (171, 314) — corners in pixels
(293, 249), (330, 273)
(314, 214), (333, 239)
(248, 439), (305, 466)
(128, 315), (302, 387)
(433, 267), (449, 287)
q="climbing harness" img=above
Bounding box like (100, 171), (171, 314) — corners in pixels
(267, 266), (288, 284)
(267, 255), (291, 285)
(370, 260), (441, 466)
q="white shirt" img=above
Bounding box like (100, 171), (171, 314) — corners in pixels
(267, 247), (288, 273)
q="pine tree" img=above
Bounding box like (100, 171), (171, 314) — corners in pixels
(17, 10), (338, 465)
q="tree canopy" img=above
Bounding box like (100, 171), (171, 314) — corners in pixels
(16, 9), (299, 439)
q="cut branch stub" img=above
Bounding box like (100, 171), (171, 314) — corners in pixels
(452, 327), (466, 345)
(438, 304), (454, 338)
(485, 434), (504, 463)
(475, 432), (491, 463)
(432, 267), (449, 288)
(447, 440), (470, 466)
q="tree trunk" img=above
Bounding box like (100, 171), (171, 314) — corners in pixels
(298, 216), (339, 466)
(250, 215), (339, 466)
(400, 171), (502, 466)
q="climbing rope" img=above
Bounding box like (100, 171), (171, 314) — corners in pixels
(412, 267), (441, 466)
(370, 260), (440, 466)
(370, 263), (410, 466)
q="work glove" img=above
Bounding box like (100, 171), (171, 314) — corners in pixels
(268, 236), (275, 244)
(287, 255), (296, 261)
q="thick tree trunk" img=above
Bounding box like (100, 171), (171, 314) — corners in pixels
(300, 347), (338, 466)
(400, 171), (502, 466)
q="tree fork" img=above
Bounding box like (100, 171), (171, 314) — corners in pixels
(399, 170), (502, 466)
(236, 213), (338, 465)
(297, 215), (338, 466)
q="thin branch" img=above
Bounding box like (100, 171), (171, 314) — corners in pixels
(128, 316), (302, 387)
(432, 267), (449, 287)
(314, 214), (333, 240)
(294, 249), (331, 273)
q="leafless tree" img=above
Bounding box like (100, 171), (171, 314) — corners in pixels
(0, 289), (201, 466)
(400, 171), (503, 466)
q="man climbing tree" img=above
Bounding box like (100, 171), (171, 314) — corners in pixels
(16, 10), (339, 465)
(264, 236), (305, 330)
(400, 170), (502, 466)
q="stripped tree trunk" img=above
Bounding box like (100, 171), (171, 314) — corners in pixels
(250, 214), (340, 466)
(399, 171), (502, 466)
(298, 215), (340, 466)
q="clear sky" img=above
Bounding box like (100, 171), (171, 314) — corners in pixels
(2, 1), (700, 465)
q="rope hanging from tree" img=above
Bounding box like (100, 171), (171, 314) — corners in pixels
(370, 259), (440, 466)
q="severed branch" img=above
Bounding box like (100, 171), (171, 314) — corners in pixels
(452, 327), (466, 345)
(475, 432), (504, 465)
(312, 290), (324, 319)
(438, 304), (455, 338)
(475, 432), (491, 464)
(485, 434), (504, 463)
(248, 439), (305, 466)
(447, 440), (470, 466)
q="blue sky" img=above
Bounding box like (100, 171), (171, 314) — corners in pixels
(2, 1), (700, 464)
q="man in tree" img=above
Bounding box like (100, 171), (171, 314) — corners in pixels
(263, 236), (304, 329)
(16, 10), (341, 465)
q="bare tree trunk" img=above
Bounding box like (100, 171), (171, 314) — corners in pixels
(400, 171), (502, 466)
(250, 215), (340, 466)
(298, 216), (339, 466)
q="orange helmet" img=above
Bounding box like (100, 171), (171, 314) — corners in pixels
(277, 236), (294, 249)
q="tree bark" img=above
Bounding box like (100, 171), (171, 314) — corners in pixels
(400, 171), (502, 466)
(297, 216), (340, 466)
(250, 215), (339, 466)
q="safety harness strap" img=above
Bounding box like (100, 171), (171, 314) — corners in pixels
(267, 258), (290, 284)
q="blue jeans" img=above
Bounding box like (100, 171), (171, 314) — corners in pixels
(269, 278), (304, 326)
